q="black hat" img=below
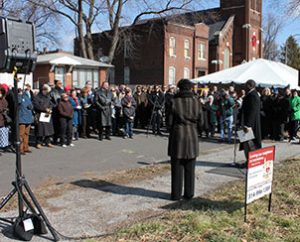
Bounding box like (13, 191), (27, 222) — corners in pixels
(177, 79), (193, 91)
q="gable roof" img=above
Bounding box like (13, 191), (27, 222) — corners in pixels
(37, 52), (114, 68)
(135, 7), (229, 44)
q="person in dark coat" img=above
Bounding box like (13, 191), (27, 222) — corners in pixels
(168, 79), (203, 201)
(200, 88), (210, 138)
(239, 79), (262, 161)
(94, 82), (114, 140)
(33, 84), (55, 148)
(18, 89), (34, 154)
(206, 95), (218, 137)
(50, 80), (64, 144)
(80, 87), (91, 138)
(121, 88), (136, 138)
(260, 88), (272, 139)
(149, 85), (165, 135)
(271, 90), (290, 141)
(58, 93), (74, 147)
(164, 85), (176, 131)
(69, 89), (81, 141)
(133, 85), (148, 129)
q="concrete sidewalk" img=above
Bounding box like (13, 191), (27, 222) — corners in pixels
(0, 140), (299, 241)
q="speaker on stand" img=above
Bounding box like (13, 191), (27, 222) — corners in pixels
(0, 17), (60, 241)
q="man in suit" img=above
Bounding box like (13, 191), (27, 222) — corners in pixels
(239, 79), (262, 163)
(168, 79), (203, 201)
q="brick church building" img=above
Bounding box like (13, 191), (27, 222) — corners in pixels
(82, 0), (263, 86)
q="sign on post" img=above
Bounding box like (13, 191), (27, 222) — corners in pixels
(244, 146), (275, 221)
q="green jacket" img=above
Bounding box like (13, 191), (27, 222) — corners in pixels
(220, 97), (235, 117)
(290, 96), (300, 120)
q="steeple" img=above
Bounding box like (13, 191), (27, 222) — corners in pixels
(219, 0), (262, 63)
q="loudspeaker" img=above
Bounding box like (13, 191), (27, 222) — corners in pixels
(0, 17), (37, 74)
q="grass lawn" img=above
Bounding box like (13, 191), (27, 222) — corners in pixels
(92, 157), (300, 242)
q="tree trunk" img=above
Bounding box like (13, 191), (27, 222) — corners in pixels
(108, 28), (120, 63)
(78, 0), (87, 58)
(86, 22), (94, 60)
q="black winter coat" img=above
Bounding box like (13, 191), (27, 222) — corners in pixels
(168, 91), (203, 159)
(33, 93), (54, 137)
(240, 89), (262, 149)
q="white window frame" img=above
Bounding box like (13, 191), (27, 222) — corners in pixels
(183, 67), (190, 79)
(184, 39), (190, 59)
(169, 37), (176, 57)
(168, 66), (176, 85)
(224, 48), (230, 69)
(198, 43), (206, 60)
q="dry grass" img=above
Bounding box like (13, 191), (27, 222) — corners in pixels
(93, 158), (300, 242)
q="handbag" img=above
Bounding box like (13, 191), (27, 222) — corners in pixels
(3, 110), (12, 125)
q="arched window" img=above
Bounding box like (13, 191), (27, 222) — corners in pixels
(184, 67), (190, 79)
(224, 48), (230, 69)
(184, 39), (190, 59)
(169, 66), (176, 85)
(169, 37), (176, 57)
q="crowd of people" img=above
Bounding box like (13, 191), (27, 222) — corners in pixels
(0, 79), (300, 156)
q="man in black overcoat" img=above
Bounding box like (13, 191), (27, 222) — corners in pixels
(168, 79), (203, 201)
(94, 82), (114, 140)
(239, 79), (262, 161)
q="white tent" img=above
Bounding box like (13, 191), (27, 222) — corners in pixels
(192, 59), (299, 89)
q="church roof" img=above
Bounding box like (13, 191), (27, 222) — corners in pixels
(136, 7), (229, 44)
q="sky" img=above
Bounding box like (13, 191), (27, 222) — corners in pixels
(57, 0), (300, 52)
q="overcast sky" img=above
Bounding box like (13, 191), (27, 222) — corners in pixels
(57, 0), (300, 52)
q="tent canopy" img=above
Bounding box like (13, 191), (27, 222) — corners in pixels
(192, 59), (299, 89)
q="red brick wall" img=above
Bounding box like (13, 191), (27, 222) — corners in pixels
(221, 0), (262, 65)
(99, 68), (107, 86)
(194, 23), (209, 77)
(164, 22), (209, 85)
(33, 64), (51, 87)
(165, 23), (194, 85)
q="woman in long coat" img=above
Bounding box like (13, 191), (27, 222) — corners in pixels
(33, 84), (55, 148)
(168, 79), (203, 201)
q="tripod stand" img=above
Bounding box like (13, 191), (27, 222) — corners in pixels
(0, 67), (59, 241)
(146, 95), (162, 137)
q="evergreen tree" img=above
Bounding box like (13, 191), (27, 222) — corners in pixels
(280, 36), (300, 69)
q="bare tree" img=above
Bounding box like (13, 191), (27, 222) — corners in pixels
(287, 0), (300, 17)
(263, 13), (283, 61)
(28, 0), (103, 59)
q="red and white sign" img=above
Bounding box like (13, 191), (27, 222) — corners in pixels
(246, 146), (275, 204)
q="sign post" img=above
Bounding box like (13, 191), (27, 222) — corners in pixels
(244, 146), (275, 222)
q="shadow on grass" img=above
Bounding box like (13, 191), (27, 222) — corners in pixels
(71, 179), (170, 200)
(137, 160), (170, 166)
(162, 197), (244, 214)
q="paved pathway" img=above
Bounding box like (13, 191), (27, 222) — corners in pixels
(0, 135), (299, 241)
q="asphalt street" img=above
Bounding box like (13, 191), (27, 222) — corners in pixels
(0, 131), (230, 196)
